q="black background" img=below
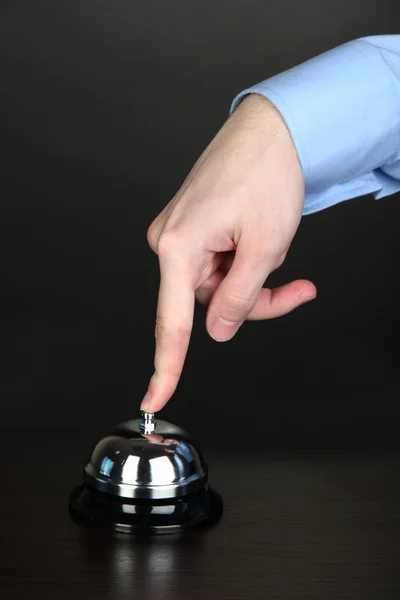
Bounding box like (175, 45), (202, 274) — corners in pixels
(1, 2), (400, 599)
(1, 0), (400, 443)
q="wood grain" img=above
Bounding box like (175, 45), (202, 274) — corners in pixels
(1, 432), (399, 600)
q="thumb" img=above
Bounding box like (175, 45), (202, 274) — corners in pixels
(206, 242), (272, 342)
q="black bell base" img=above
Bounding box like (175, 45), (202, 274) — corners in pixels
(69, 484), (223, 535)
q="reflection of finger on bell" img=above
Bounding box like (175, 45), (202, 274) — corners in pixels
(142, 433), (164, 444)
(69, 413), (223, 534)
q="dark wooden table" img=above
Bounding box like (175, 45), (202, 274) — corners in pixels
(1, 428), (400, 600)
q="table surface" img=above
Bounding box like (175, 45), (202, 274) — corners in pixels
(1, 429), (400, 600)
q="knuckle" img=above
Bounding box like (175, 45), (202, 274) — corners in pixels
(147, 221), (158, 253)
(157, 230), (195, 269)
(155, 316), (191, 346)
(157, 230), (180, 259)
(222, 292), (254, 318)
(154, 317), (170, 340)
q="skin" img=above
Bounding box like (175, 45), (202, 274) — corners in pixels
(142, 94), (317, 413)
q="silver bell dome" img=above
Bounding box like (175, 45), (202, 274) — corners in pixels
(84, 412), (208, 500)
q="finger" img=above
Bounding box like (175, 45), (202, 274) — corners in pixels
(141, 244), (195, 413)
(196, 270), (316, 319)
(195, 269), (225, 307)
(194, 252), (234, 306)
(246, 279), (316, 319)
(206, 242), (273, 342)
(142, 433), (165, 443)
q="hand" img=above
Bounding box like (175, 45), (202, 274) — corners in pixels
(142, 94), (316, 412)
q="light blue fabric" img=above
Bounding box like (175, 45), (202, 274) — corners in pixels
(230, 36), (400, 215)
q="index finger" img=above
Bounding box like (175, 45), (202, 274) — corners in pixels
(140, 254), (195, 413)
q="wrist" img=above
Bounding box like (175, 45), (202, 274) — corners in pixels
(233, 93), (286, 132)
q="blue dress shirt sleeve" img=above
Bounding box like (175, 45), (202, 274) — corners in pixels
(230, 36), (400, 215)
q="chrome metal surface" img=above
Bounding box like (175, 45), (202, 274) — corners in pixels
(84, 418), (207, 500)
(139, 411), (155, 434)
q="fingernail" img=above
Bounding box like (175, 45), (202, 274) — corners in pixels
(140, 390), (152, 411)
(210, 317), (241, 342)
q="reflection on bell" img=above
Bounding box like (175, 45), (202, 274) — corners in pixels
(69, 411), (223, 534)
